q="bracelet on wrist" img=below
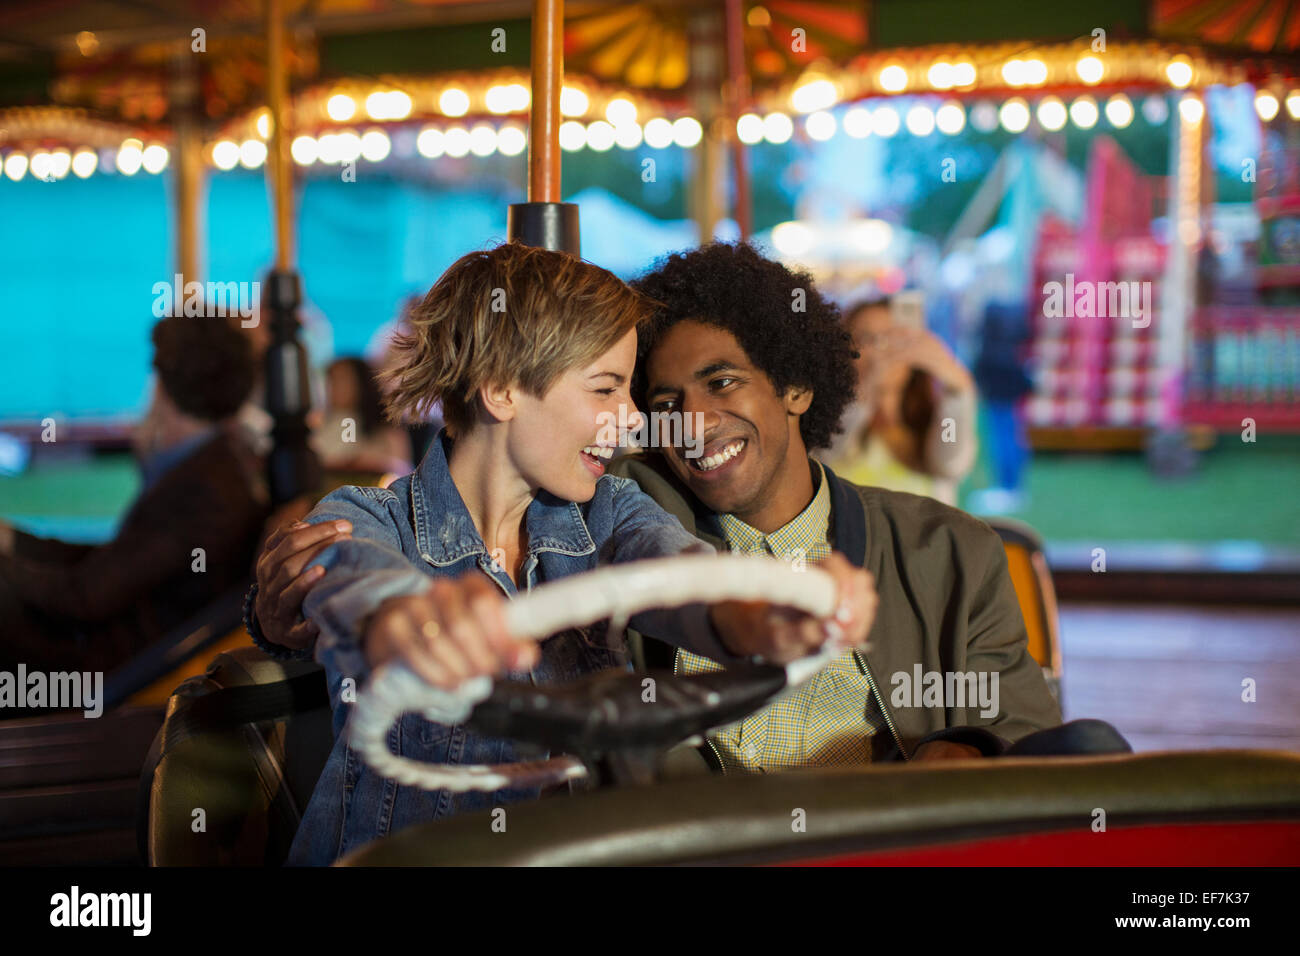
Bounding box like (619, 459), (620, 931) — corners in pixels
(243, 581), (312, 662)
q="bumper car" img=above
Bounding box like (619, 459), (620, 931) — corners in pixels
(0, 465), (391, 865)
(141, 556), (1300, 867)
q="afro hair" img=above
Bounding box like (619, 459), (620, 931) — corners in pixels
(631, 242), (857, 451)
(151, 314), (256, 422)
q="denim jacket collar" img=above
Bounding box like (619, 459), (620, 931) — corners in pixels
(412, 429), (596, 567)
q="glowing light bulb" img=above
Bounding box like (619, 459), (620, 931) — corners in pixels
(1255, 91), (1280, 122)
(560, 86), (589, 117)
(211, 140), (239, 170)
(1105, 94), (1134, 128)
(1178, 95), (1204, 124)
(327, 94), (356, 121)
(871, 105), (900, 137)
(1076, 56), (1104, 85)
(497, 125), (526, 156)
(842, 107), (872, 138)
(672, 116), (703, 148)
(905, 105), (934, 136)
(737, 113), (764, 144)
(1166, 58), (1193, 89)
(141, 144), (169, 173)
(1037, 97), (1067, 131)
(805, 110), (836, 141)
(935, 102), (965, 135)
(417, 127), (445, 158)
(999, 98), (1030, 132)
(440, 88), (470, 117)
(238, 139), (267, 168)
(762, 112), (793, 144)
(360, 130), (391, 162)
(291, 136), (318, 165)
(878, 65), (908, 93)
(643, 117), (675, 148)
(71, 149), (97, 177)
(1070, 96), (1099, 129)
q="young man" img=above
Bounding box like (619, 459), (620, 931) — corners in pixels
(0, 313), (269, 677)
(623, 243), (1092, 764)
(250, 243), (1125, 766)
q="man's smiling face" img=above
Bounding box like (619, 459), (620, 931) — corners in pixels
(643, 319), (814, 532)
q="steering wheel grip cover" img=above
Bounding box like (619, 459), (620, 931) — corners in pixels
(349, 555), (838, 792)
(466, 665), (789, 755)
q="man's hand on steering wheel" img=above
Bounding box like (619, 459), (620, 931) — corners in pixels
(709, 552), (877, 664)
(254, 518), (353, 651)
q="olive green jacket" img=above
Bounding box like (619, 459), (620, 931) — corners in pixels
(609, 452), (1063, 761)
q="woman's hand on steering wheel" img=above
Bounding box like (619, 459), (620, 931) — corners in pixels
(363, 573), (541, 691)
(710, 552), (877, 664)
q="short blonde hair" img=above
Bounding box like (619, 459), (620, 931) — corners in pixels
(380, 242), (654, 435)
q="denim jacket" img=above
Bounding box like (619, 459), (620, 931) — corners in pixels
(286, 431), (737, 865)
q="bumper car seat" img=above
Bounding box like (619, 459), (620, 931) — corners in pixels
(984, 516), (1064, 704)
(143, 647), (331, 866)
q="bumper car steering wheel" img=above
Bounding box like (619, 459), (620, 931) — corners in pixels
(349, 555), (847, 792)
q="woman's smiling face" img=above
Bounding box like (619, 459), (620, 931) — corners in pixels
(506, 327), (642, 503)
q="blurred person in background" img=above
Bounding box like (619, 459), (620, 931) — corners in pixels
(0, 313), (269, 676)
(310, 357), (412, 475)
(235, 292), (333, 458)
(234, 303), (275, 456)
(969, 301), (1035, 514)
(819, 296), (978, 506)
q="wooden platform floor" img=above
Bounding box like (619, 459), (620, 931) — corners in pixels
(1059, 603), (1300, 752)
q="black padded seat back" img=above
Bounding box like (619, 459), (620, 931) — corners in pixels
(145, 647), (332, 866)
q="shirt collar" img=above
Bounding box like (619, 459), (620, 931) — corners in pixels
(718, 459), (830, 555)
(412, 428), (596, 566)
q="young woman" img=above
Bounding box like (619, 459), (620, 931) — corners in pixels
(279, 242), (875, 864)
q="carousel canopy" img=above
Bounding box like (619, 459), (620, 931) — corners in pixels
(0, 1), (1295, 165)
(6, 1), (1291, 127)
(0, 1), (868, 122)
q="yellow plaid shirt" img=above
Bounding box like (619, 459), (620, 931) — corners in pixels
(676, 462), (878, 772)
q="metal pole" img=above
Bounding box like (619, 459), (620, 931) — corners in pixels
(175, 122), (204, 281)
(171, 51), (205, 281)
(266, 0), (293, 269)
(529, 0), (562, 204)
(688, 7), (724, 246)
(262, 0), (319, 505)
(508, 0), (579, 253)
(723, 0), (752, 240)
